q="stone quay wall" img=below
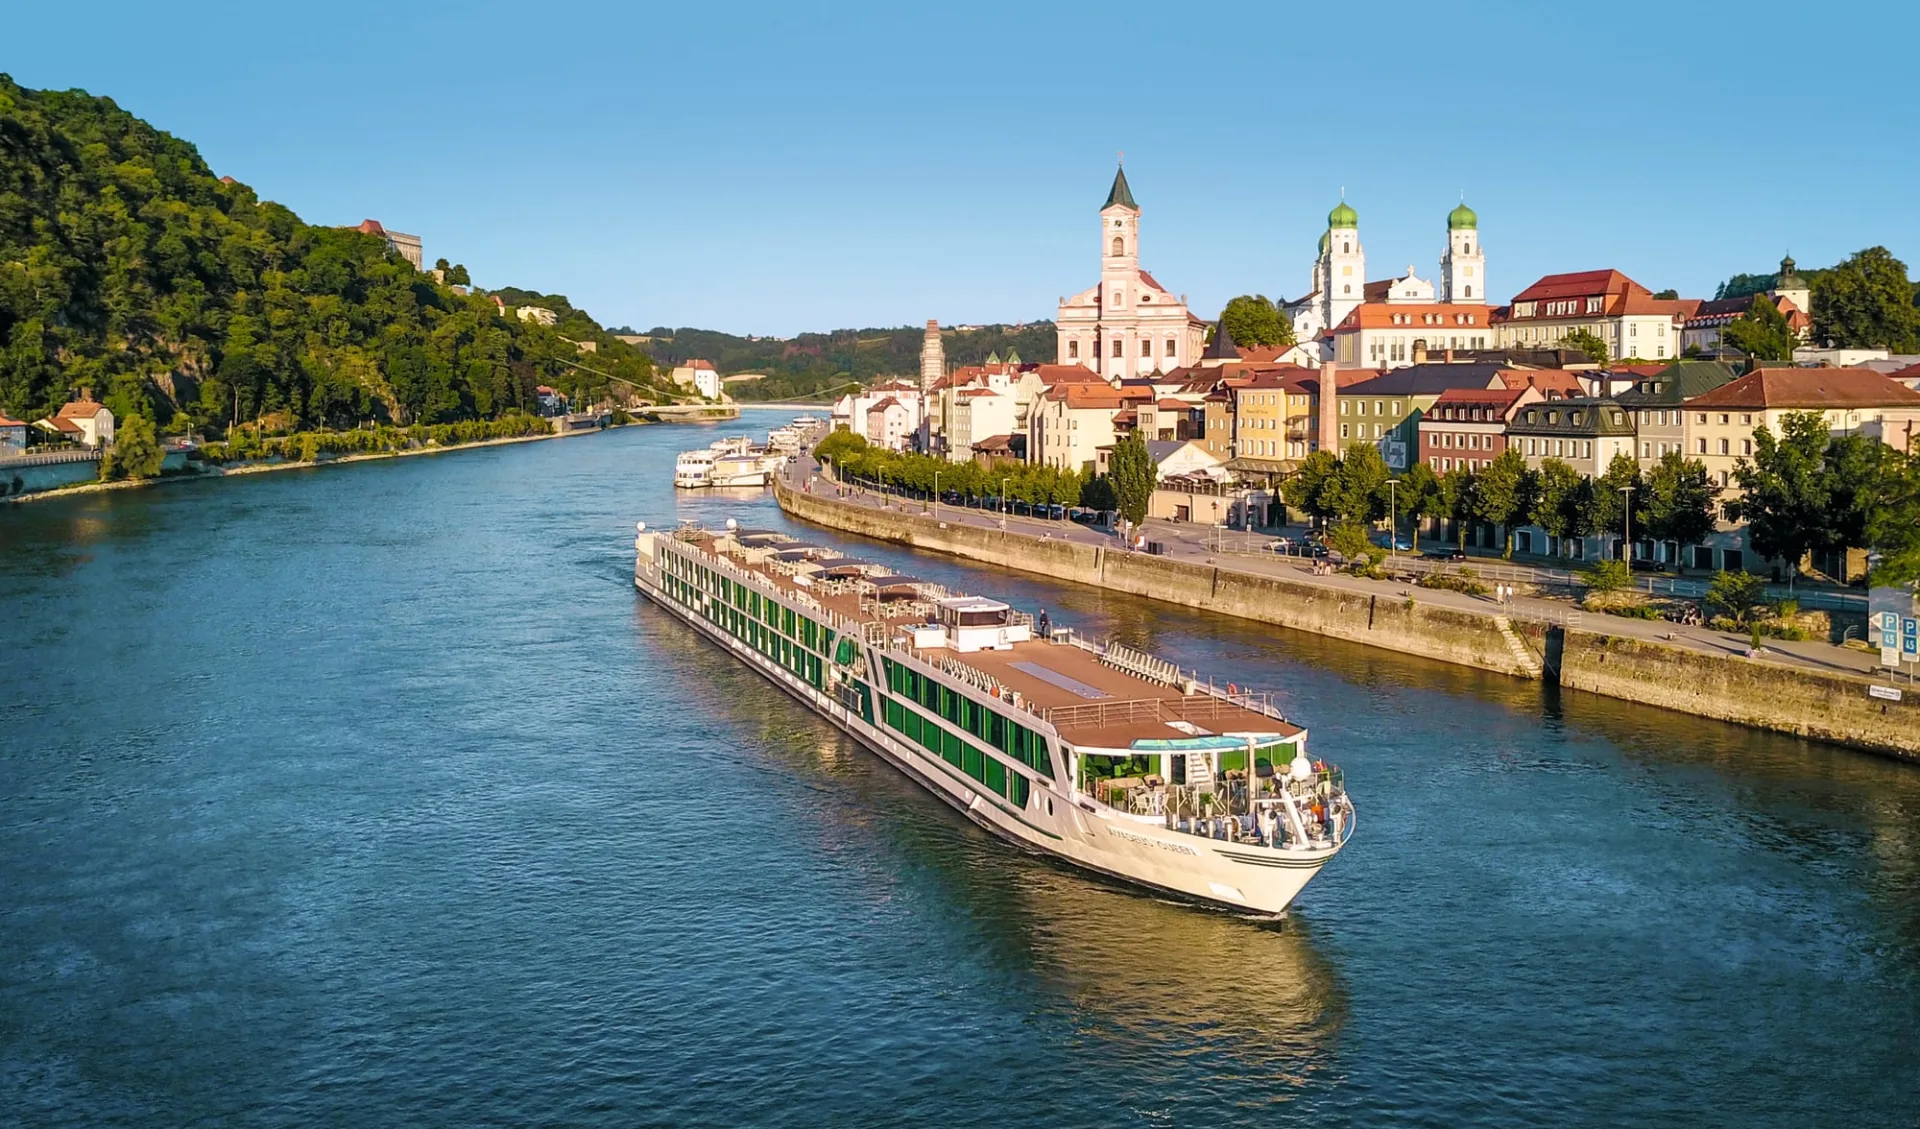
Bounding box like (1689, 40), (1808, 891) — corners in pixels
(776, 479), (1920, 762)
(1558, 633), (1920, 762)
(775, 481), (1534, 680)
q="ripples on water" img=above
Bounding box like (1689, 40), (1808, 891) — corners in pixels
(1, 418), (1917, 1127)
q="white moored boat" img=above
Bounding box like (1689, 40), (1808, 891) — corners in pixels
(708, 452), (769, 488)
(672, 449), (718, 489)
(634, 521), (1354, 915)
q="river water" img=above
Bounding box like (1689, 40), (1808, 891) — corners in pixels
(2, 414), (1917, 1128)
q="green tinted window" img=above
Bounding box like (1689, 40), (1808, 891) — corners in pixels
(983, 758), (1006, 797)
(1009, 775), (1030, 809)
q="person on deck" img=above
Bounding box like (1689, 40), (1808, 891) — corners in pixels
(1037, 609), (1051, 638)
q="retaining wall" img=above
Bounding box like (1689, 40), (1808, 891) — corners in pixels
(1559, 632), (1920, 761)
(778, 479), (1920, 762)
(777, 482), (1534, 679)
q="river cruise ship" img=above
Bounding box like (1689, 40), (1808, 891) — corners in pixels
(634, 521), (1353, 915)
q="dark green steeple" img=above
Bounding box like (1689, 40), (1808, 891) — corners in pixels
(1103, 165), (1138, 211)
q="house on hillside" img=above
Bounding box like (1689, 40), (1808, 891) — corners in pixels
(670, 359), (722, 400)
(0, 412), (27, 454)
(34, 398), (115, 448)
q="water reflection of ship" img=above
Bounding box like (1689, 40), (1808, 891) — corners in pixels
(639, 602), (1349, 1068)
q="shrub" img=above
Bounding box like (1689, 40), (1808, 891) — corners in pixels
(1583, 559), (1630, 592)
(1326, 521), (1372, 562)
(1416, 570), (1490, 596)
(1707, 569), (1766, 627)
(1604, 603), (1662, 620)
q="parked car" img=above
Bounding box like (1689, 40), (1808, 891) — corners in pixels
(1265, 537), (1296, 553)
(1373, 533), (1414, 552)
(1423, 546), (1466, 561)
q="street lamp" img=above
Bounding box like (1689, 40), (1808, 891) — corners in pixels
(1386, 478), (1399, 561)
(1619, 483), (1633, 563)
(933, 470), (941, 519)
(1001, 476), (1009, 516)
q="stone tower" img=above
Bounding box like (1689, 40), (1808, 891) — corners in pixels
(1440, 201), (1484, 303)
(919, 319), (944, 391)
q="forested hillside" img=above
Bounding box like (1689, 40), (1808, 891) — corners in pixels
(632, 322), (1057, 401)
(0, 75), (668, 436)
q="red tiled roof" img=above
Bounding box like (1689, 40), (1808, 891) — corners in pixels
(55, 399), (108, 420)
(1333, 302), (1493, 331)
(957, 388), (1000, 398)
(1154, 398), (1188, 410)
(1509, 269), (1641, 304)
(1137, 270), (1168, 293)
(867, 397), (901, 412)
(1034, 364), (1105, 385)
(1234, 345), (1291, 363)
(1429, 386), (1531, 410)
(1683, 367), (1920, 409)
(47, 417), (83, 434)
(685, 359), (716, 370)
(0, 413), (27, 427)
(357, 219), (386, 235)
(1495, 369), (1586, 394)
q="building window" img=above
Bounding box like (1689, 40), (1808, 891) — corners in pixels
(1340, 423), (1349, 439)
(1718, 438), (1729, 455)
(1719, 413), (1730, 425)
(1111, 340), (1122, 358)
(1068, 340), (1079, 359)
(1166, 338), (1177, 357)
(1111, 236), (1124, 257)
(1742, 439), (1752, 455)
(1464, 286), (1472, 298)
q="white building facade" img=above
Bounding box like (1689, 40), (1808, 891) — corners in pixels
(1055, 167), (1206, 382)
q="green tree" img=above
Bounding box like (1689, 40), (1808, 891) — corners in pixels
(1726, 412), (1830, 581)
(1868, 449), (1920, 587)
(1721, 295), (1798, 361)
(1080, 473), (1117, 513)
(1281, 449), (1341, 526)
(1812, 246), (1920, 351)
(1640, 451), (1716, 560)
(1585, 452), (1645, 556)
(1328, 442), (1389, 524)
(1562, 329), (1610, 365)
(1818, 432), (1888, 566)
(1108, 431), (1155, 527)
(1474, 449), (1536, 558)
(1440, 466), (1479, 550)
(100, 413), (164, 480)
(1530, 458), (1588, 545)
(1217, 295), (1295, 350)
(1395, 462), (1443, 550)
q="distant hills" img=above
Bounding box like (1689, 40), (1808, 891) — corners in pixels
(621, 323), (1057, 402)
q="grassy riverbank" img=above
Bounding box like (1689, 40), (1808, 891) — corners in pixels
(4, 422), (623, 505)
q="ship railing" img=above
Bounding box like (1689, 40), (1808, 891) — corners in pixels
(1044, 697), (1167, 731)
(1051, 628), (1288, 725)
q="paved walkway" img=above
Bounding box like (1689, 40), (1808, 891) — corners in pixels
(782, 458), (1889, 682)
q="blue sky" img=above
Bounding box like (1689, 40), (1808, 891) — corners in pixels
(10, 1), (1916, 337)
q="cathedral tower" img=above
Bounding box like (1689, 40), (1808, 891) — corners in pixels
(1319, 198), (1365, 331)
(1440, 201), (1484, 303)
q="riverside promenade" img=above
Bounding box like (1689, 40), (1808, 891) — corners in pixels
(777, 454), (1920, 761)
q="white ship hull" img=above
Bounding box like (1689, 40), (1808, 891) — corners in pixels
(634, 560), (1337, 915)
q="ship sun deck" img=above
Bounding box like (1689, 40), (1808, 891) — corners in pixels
(642, 523), (1350, 865)
(662, 525), (1300, 751)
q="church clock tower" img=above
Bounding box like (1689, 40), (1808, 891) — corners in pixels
(1440, 201), (1484, 303)
(1320, 198), (1365, 331)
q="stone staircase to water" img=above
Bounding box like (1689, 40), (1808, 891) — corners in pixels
(1493, 615), (1544, 679)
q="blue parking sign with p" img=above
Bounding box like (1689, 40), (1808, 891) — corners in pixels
(1905, 617), (1919, 656)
